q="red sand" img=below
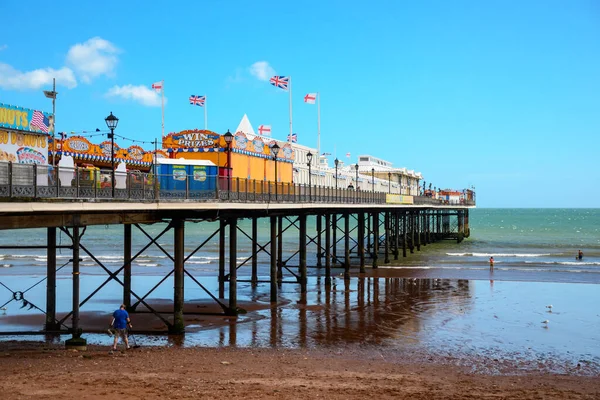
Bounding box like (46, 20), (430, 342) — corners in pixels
(0, 343), (598, 399)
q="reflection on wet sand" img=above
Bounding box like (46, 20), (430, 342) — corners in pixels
(202, 277), (473, 349)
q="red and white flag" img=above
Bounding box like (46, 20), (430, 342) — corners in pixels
(151, 81), (163, 92)
(304, 93), (317, 104)
(258, 125), (272, 136)
(346, 152), (351, 158)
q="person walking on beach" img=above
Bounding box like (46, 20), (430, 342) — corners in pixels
(489, 256), (494, 271)
(110, 304), (132, 351)
(578, 250), (583, 260)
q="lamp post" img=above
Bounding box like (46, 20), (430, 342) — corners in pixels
(307, 151), (313, 202)
(105, 112), (119, 198)
(271, 143), (280, 201)
(354, 164), (359, 202)
(388, 172), (391, 194)
(223, 130), (234, 196)
(371, 167), (375, 193)
(334, 158), (339, 201)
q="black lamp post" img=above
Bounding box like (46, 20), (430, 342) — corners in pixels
(371, 168), (375, 194)
(388, 172), (391, 194)
(223, 130), (234, 196)
(334, 158), (339, 201)
(271, 143), (280, 201)
(105, 112), (119, 198)
(354, 164), (359, 201)
(307, 151), (313, 202)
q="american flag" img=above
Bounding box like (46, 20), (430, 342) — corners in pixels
(30, 111), (49, 133)
(152, 81), (163, 92)
(304, 93), (317, 104)
(258, 125), (271, 136)
(189, 95), (205, 107)
(269, 76), (289, 91)
(322, 152), (331, 156)
(287, 133), (297, 143)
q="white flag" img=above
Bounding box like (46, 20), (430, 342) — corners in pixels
(257, 125), (272, 136)
(151, 81), (163, 92)
(304, 93), (317, 104)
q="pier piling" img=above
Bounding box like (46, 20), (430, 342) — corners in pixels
(172, 219), (185, 333)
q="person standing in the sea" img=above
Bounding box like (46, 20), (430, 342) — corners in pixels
(578, 250), (583, 260)
(489, 256), (494, 271)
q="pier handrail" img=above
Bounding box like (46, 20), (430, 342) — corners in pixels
(0, 161), (475, 206)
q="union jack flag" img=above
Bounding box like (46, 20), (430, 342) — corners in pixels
(287, 133), (297, 143)
(30, 111), (49, 133)
(189, 95), (205, 107)
(269, 76), (289, 91)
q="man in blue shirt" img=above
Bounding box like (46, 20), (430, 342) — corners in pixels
(110, 304), (132, 351)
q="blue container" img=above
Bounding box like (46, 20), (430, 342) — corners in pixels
(157, 159), (217, 197)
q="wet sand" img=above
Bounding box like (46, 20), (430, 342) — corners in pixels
(1, 343), (599, 399)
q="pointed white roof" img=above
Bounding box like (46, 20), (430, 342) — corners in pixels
(235, 114), (256, 136)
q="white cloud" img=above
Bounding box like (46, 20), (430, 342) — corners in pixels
(0, 63), (77, 90)
(249, 61), (275, 81)
(105, 84), (165, 107)
(0, 44), (7, 51)
(66, 37), (120, 83)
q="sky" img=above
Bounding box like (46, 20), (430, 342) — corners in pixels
(1, 1), (599, 207)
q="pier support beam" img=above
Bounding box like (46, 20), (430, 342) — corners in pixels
(384, 212), (390, 264)
(316, 216), (322, 268)
(409, 211), (415, 254)
(227, 218), (238, 314)
(394, 212), (399, 260)
(332, 214), (337, 265)
(45, 227), (58, 331)
(299, 214), (307, 293)
(65, 226), (85, 349)
(172, 219), (185, 333)
(218, 219), (226, 299)
(251, 217), (258, 284)
(270, 216), (277, 302)
(344, 213), (350, 280)
(358, 212), (365, 273)
(325, 213), (331, 286)
(416, 210), (421, 251)
(123, 224), (132, 310)
(372, 212), (379, 269)
(277, 216), (283, 284)
(402, 212), (407, 257)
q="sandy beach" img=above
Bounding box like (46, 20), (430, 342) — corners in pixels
(1, 343), (599, 400)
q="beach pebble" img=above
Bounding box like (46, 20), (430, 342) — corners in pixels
(220, 361), (231, 365)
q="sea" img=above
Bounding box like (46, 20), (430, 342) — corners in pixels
(0, 208), (599, 373)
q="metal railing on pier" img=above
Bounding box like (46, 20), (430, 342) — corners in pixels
(0, 162), (474, 206)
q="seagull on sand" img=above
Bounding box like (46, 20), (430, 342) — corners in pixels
(546, 305), (553, 309)
(542, 320), (549, 328)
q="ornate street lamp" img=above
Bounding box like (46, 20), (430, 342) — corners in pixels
(388, 171), (391, 194)
(271, 143), (280, 201)
(223, 130), (234, 196)
(105, 112), (119, 198)
(371, 167), (375, 194)
(307, 151), (313, 202)
(334, 158), (339, 201)
(354, 163), (359, 202)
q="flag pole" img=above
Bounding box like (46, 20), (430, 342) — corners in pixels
(161, 80), (165, 138)
(288, 76), (293, 142)
(204, 95), (208, 130)
(316, 92), (321, 185)
(52, 78), (56, 166)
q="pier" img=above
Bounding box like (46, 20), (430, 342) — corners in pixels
(0, 161), (473, 349)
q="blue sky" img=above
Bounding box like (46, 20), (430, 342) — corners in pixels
(1, 1), (599, 207)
